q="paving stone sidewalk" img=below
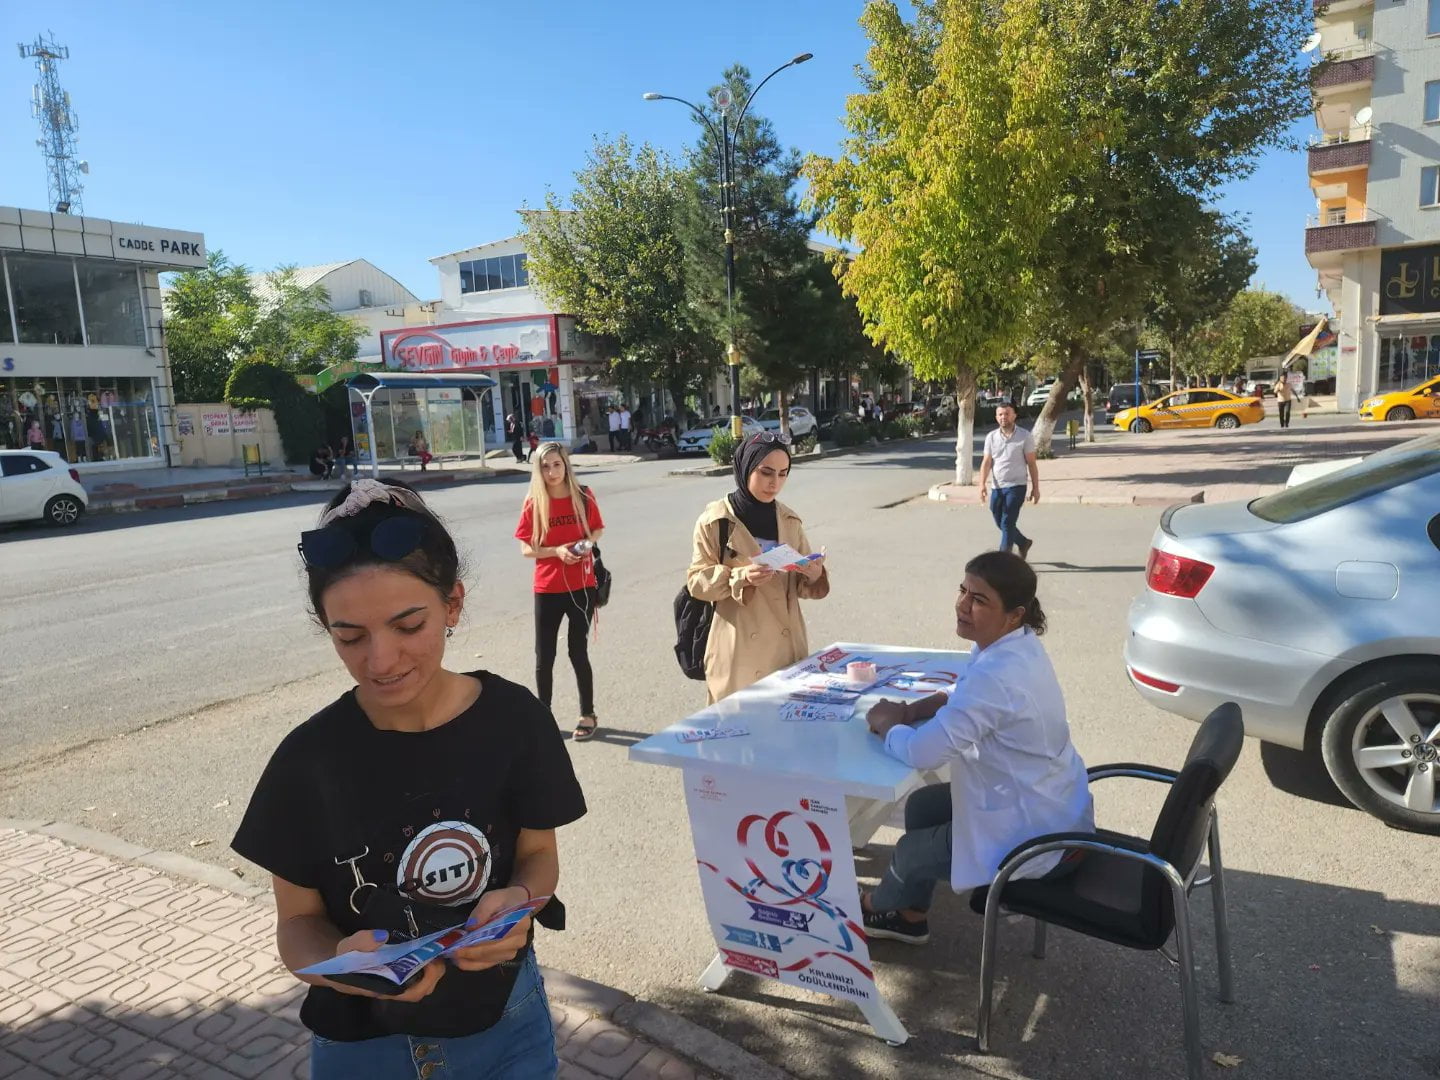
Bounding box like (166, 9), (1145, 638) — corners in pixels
(0, 826), (724, 1080)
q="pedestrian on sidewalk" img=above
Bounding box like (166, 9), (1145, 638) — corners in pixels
(687, 431), (829, 704)
(1275, 373), (1295, 429)
(505, 412), (525, 463)
(516, 442), (604, 741)
(335, 435), (355, 479)
(309, 444), (335, 480)
(606, 405), (620, 452)
(978, 402), (1040, 560)
(233, 477), (586, 1079)
(859, 552), (1094, 944)
(619, 403), (632, 451)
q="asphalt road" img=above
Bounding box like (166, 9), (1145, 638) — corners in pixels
(3, 435), (1437, 1080)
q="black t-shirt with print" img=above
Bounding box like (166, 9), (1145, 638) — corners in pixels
(231, 671), (586, 1041)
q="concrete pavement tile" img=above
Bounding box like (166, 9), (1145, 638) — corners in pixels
(182, 950), (285, 997)
(93, 1039), (198, 1080)
(4, 1003), (151, 1077)
(92, 985), (209, 1041)
(22, 847), (114, 890)
(558, 1063), (608, 1080)
(563, 1015), (652, 1078)
(184, 1015), (309, 1080)
(7, 938), (121, 990)
(0, 985), (70, 1036)
(107, 920), (207, 970)
(0, 1047), (58, 1079)
(135, 883), (225, 921)
(0, 921), (64, 965)
(622, 1047), (705, 1080)
(37, 944), (136, 1001)
(78, 862), (167, 899)
(228, 972), (307, 1027)
(155, 996), (281, 1057)
(20, 897), (142, 940)
(80, 967), (188, 1021)
(551, 1001), (593, 1051)
(0, 874), (82, 917)
(105, 868), (195, 908)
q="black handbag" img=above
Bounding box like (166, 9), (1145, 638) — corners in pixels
(592, 546), (612, 607)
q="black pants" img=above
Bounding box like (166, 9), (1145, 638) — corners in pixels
(607, 431), (617, 451)
(534, 588), (597, 717)
(1278, 401), (1292, 428)
(511, 435), (525, 462)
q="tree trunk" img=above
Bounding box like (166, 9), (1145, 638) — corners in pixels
(778, 387), (790, 435)
(1031, 342), (1086, 456)
(1081, 367), (1095, 443)
(953, 368), (977, 485)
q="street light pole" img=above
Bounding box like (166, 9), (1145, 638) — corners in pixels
(643, 53), (812, 439)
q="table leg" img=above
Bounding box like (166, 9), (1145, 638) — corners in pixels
(847, 797), (895, 849)
(698, 953), (732, 993)
(857, 995), (911, 1046)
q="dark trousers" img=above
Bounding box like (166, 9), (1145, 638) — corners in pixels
(511, 435), (525, 462)
(1278, 401), (1292, 428)
(534, 588), (597, 716)
(871, 783), (954, 912)
(989, 484), (1030, 553)
(607, 431), (617, 451)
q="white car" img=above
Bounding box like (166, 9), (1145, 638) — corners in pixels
(0, 450), (88, 527)
(759, 406), (817, 439)
(1025, 384), (1053, 408)
(676, 415), (764, 455)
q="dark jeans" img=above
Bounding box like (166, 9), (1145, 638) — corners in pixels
(607, 431), (617, 451)
(1278, 401), (1292, 428)
(871, 783), (954, 912)
(511, 435), (525, 462)
(989, 484), (1030, 553)
(534, 588), (597, 716)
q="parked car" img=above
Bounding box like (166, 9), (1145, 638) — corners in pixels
(1112, 388), (1265, 433)
(1104, 381), (1164, 419)
(1245, 367), (1280, 397)
(0, 450), (88, 527)
(675, 415), (764, 455)
(1125, 431), (1440, 833)
(1358, 375), (1440, 423)
(816, 410), (866, 440)
(1025, 379), (1055, 408)
(759, 406), (818, 439)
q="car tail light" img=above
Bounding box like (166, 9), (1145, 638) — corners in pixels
(68, 468), (81, 483)
(1145, 548), (1214, 598)
(1129, 666), (1181, 693)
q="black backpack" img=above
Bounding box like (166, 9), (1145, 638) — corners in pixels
(674, 518), (731, 680)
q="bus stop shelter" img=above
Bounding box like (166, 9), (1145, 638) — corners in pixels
(346, 371), (499, 479)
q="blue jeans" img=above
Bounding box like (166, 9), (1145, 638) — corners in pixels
(989, 484), (1030, 553)
(310, 953), (557, 1079)
(870, 784), (954, 913)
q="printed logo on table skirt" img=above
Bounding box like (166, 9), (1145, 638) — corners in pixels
(798, 797), (838, 816)
(723, 925), (784, 953)
(721, 948), (780, 978)
(747, 902), (812, 932)
(397, 820), (492, 904)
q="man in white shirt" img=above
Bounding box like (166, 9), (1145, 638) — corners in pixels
(607, 405), (621, 452)
(977, 402), (1040, 560)
(619, 405), (632, 451)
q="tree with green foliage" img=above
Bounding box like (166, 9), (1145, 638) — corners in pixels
(805, 0), (1084, 482)
(1021, 0), (1313, 454)
(250, 266), (364, 374)
(164, 251), (257, 403)
(522, 136), (719, 411)
(1207, 288), (1303, 376)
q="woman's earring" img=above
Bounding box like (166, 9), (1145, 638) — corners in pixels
(445, 626), (455, 639)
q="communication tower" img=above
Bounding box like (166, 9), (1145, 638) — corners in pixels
(18, 33), (87, 214)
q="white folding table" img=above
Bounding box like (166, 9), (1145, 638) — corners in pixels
(629, 642), (969, 1045)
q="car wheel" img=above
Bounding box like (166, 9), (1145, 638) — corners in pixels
(1214, 414), (1241, 429)
(1386, 405), (1415, 422)
(1129, 418), (1152, 433)
(44, 494), (84, 527)
(1320, 664), (1440, 834)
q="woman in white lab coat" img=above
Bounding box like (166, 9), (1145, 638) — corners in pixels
(860, 551), (1093, 944)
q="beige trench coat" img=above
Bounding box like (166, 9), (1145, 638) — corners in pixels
(687, 497), (831, 703)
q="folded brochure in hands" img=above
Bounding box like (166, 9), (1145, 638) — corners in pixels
(751, 542), (824, 573)
(299, 895), (551, 987)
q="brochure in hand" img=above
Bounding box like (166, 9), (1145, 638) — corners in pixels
(751, 541), (825, 573)
(299, 895), (551, 994)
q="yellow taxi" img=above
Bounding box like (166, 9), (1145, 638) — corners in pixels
(1113, 388), (1265, 433)
(1358, 375), (1440, 422)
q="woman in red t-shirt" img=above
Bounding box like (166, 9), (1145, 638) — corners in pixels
(515, 442), (604, 741)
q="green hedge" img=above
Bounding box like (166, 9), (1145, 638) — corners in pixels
(708, 429), (739, 465)
(226, 358), (324, 465)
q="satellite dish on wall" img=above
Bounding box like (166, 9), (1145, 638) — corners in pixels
(1355, 106), (1373, 126)
(1302, 32), (1323, 53)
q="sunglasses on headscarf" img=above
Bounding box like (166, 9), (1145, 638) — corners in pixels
(297, 515), (428, 570)
(749, 430), (792, 447)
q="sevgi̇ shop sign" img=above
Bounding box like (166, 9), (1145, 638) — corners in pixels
(682, 767), (878, 1006)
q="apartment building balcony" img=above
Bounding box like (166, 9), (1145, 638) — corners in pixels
(1305, 209), (1377, 266)
(1307, 126), (1372, 174)
(1312, 44), (1375, 93)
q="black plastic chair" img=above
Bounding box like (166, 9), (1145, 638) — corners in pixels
(969, 702), (1244, 1080)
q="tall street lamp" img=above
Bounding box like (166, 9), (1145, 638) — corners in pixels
(644, 52), (813, 438)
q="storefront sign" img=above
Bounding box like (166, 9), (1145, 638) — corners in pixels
(1, 357), (12, 372)
(1381, 244), (1440, 317)
(381, 316), (559, 372)
(111, 224), (207, 268)
(201, 410), (231, 437)
(682, 767), (878, 1007)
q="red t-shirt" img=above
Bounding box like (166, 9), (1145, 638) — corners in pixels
(515, 490), (604, 594)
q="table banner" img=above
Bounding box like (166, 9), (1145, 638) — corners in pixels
(683, 767), (878, 1006)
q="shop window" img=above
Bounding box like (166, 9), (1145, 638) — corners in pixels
(7, 254), (83, 345)
(77, 261), (145, 346)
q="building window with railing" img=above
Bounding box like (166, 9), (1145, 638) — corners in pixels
(1424, 166), (1440, 209)
(1325, 206), (1348, 225)
(459, 253), (529, 295)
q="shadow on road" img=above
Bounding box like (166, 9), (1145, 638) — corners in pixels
(1258, 741), (1353, 812)
(1034, 561), (1147, 575)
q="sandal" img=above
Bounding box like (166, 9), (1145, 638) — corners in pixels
(572, 716), (598, 742)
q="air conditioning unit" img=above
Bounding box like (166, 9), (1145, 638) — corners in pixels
(359, 289), (374, 307)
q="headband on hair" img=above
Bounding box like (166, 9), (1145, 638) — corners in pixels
(319, 479), (426, 526)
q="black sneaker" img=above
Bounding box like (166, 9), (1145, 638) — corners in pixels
(1017, 538), (1033, 561)
(863, 908), (930, 945)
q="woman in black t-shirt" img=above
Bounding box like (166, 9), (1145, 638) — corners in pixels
(232, 477), (586, 1079)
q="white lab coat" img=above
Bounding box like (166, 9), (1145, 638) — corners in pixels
(885, 628), (1095, 891)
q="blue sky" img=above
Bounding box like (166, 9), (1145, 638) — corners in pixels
(1, 0), (1318, 311)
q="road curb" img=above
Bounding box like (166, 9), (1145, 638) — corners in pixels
(0, 816), (774, 1080)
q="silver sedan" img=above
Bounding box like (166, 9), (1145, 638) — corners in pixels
(1125, 432), (1440, 833)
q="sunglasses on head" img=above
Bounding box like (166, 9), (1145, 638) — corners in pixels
(751, 430), (791, 446)
(298, 515), (428, 570)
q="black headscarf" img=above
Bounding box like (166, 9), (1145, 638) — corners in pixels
(729, 434), (789, 541)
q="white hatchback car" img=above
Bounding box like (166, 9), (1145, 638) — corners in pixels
(759, 406), (817, 440)
(0, 450), (88, 526)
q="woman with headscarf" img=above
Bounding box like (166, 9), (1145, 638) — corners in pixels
(686, 432), (830, 703)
